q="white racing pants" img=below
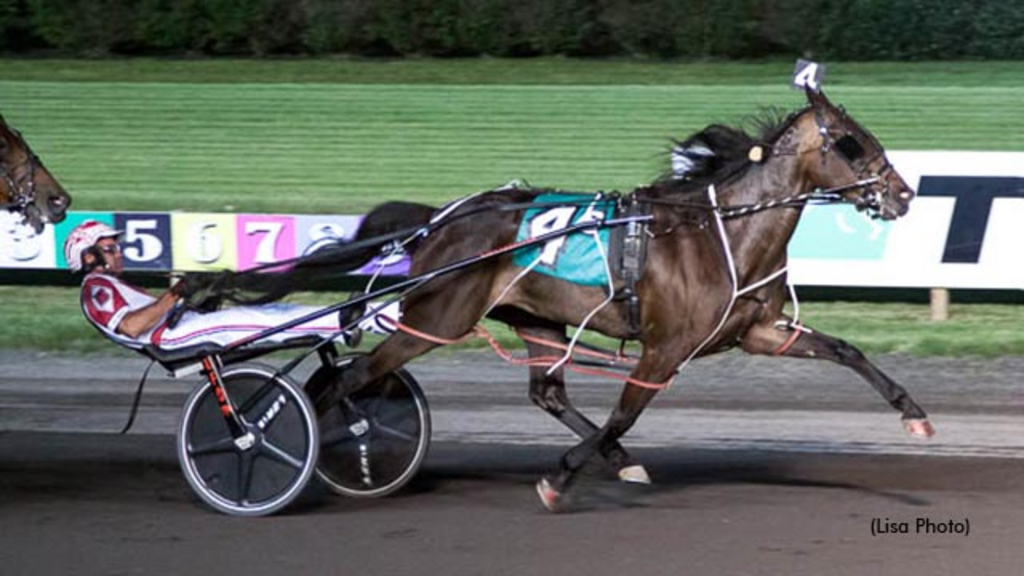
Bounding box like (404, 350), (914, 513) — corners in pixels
(152, 301), (401, 350)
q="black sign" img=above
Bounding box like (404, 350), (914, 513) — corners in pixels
(917, 176), (1024, 263)
(114, 213), (172, 271)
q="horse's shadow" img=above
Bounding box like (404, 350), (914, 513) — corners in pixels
(411, 443), (933, 513)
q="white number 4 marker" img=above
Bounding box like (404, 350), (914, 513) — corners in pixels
(792, 59), (825, 92)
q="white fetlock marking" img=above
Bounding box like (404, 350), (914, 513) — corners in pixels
(903, 418), (936, 439)
(618, 465), (652, 485)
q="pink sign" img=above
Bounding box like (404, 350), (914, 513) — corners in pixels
(236, 214), (296, 271)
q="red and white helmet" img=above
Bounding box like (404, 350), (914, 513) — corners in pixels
(63, 220), (122, 272)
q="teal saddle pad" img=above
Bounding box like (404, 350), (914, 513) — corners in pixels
(512, 193), (616, 286)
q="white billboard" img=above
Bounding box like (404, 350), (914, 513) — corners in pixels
(788, 151), (1024, 289)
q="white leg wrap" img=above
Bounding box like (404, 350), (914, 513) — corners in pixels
(618, 465), (652, 485)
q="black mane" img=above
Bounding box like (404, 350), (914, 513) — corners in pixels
(655, 106), (806, 194)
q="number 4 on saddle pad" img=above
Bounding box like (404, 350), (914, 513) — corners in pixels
(512, 193), (616, 286)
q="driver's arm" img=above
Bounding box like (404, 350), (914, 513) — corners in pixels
(117, 291), (180, 339)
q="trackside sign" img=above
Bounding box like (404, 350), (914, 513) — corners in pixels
(788, 151), (1024, 289)
(2, 151), (1023, 289)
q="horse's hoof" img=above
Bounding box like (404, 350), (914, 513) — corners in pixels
(618, 465), (652, 485)
(903, 418), (936, 438)
(536, 478), (563, 513)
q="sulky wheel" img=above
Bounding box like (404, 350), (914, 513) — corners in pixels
(310, 354), (431, 498)
(176, 363), (319, 516)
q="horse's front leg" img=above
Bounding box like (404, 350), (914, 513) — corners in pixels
(741, 319), (935, 438)
(519, 325), (650, 485)
(536, 357), (672, 512)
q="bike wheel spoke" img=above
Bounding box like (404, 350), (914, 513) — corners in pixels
(237, 379), (280, 415)
(375, 423), (416, 443)
(260, 439), (305, 470)
(238, 454), (255, 504)
(320, 429), (359, 450)
(189, 435), (236, 457)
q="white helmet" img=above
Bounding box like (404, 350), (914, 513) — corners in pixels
(63, 220), (122, 272)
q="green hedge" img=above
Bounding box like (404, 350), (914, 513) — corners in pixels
(3, 0), (1022, 59)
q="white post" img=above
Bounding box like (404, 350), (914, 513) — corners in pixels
(929, 288), (949, 321)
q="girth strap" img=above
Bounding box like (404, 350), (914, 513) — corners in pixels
(609, 196), (651, 338)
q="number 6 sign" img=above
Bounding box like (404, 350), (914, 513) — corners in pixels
(170, 213), (238, 271)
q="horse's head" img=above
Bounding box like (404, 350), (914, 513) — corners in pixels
(0, 115), (71, 233)
(798, 89), (913, 220)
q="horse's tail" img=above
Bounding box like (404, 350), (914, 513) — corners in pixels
(191, 201), (437, 306)
(352, 201), (438, 251)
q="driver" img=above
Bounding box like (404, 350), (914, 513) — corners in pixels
(64, 219), (381, 351)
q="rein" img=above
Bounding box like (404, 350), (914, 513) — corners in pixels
(219, 193), (620, 278)
(718, 177), (879, 218)
(225, 213), (653, 350)
(641, 177), (880, 219)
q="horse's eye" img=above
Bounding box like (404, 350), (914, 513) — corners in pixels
(834, 135), (865, 161)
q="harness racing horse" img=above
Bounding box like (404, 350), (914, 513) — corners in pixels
(0, 115), (71, 233)
(209, 88), (934, 511)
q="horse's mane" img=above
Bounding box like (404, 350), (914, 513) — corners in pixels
(653, 106), (805, 196)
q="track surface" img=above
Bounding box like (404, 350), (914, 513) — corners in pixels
(2, 349), (1023, 574)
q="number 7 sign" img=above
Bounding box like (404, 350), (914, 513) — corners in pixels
(237, 214), (296, 272)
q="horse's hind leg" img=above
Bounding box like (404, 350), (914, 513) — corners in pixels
(537, 354), (673, 512)
(312, 278), (494, 410)
(519, 325), (650, 484)
(741, 320), (934, 437)
(310, 329), (443, 413)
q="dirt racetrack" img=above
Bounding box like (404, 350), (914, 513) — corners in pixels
(2, 348), (1023, 575)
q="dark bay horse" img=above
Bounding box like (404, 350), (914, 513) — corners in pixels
(209, 88), (933, 511)
(0, 115), (71, 233)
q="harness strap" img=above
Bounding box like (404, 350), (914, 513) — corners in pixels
(772, 321), (814, 357)
(772, 324), (805, 356)
(385, 319), (478, 346)
(387, 320), (673, 390)
(517, 331), (636, 364)
(0, 153), (39, 210)
(568, 365), (674, 390)
(609, 196), (650, 338)
(517, 331), (672, 389)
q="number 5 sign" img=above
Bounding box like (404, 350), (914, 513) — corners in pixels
(114, 213), (171, 271)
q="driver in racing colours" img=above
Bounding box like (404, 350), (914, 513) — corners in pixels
(65, 219), (393, 351)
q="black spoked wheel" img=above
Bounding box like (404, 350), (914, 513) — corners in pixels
(176, 364), (319, 516)
(312, 356), (431, 498)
